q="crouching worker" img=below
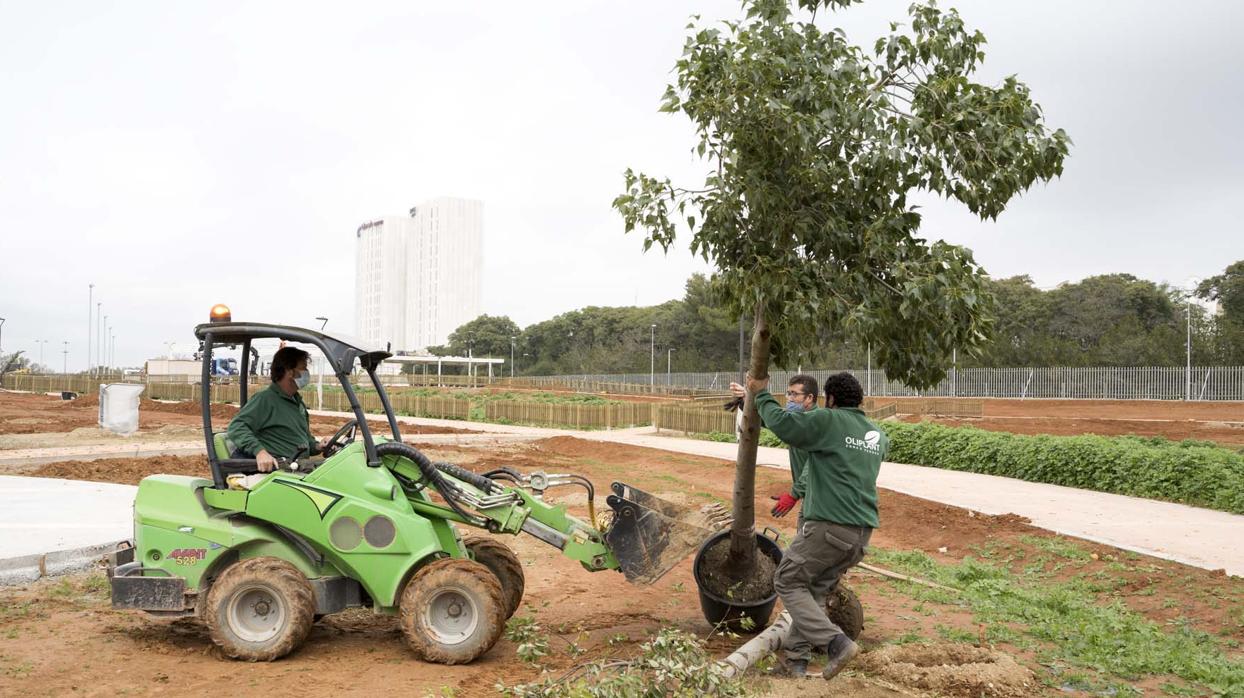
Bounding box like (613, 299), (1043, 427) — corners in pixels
(746, 371), (887, 681)
(227, 346), (319, 473)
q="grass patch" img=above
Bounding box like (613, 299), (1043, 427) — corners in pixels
(868, 547), (1244, 694)
(883, 421), (1244, 514)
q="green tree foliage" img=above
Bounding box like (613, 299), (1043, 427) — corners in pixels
(615, 0), (1068, 387)
(1197, 259), (1244, 364)
(970, 274), (1193, 367)
(516, 275), (740, 376)
(0, 351), (27, 378)
(613, 0), (1067, 574)
(432, 314), (521, 358)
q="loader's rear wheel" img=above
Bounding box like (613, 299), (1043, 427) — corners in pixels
(400, 558), (504, 664)
(204, 557), (315, 661)
(464, 536), (525, 619)
(826, 584), (864, 641)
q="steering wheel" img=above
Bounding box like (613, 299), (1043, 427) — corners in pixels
(322, 419), (358, 457)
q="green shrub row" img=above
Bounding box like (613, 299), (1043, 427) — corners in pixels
(883, 421), (1244, 515)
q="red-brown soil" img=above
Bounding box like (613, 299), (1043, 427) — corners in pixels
(1, 436), (1239, 697)
(887, 397), (1244, 446)
(899, 415), (1244, 446)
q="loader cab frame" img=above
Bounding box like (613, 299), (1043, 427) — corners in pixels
(193, 319), (400, 489)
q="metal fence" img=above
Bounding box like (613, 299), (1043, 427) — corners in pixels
(521, 366), (1244, 401)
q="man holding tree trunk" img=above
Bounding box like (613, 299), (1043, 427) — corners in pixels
(745, 371), (887, 680)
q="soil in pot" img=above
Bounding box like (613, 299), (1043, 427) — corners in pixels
(698, 534), (777, 602)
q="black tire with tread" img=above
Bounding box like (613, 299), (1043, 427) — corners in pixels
(204, 557), (315, 661)
(464, 536), (525, 619)
(399, 557), (505, 665)
(826, 583), (864, 641)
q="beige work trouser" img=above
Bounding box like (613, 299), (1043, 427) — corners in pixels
(774, 519), (871, 661)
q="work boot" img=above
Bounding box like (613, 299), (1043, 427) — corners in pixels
(773, 657), (808, 678)
(821, 634), (860, 680)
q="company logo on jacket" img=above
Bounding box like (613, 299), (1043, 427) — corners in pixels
(845, 429), (882, 454)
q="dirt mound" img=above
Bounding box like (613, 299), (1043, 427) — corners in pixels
(30, 455), (209, 485)
(532, 435), (654, 460)
(857, 643), (1037, 697)
(141, 398), (238, 420)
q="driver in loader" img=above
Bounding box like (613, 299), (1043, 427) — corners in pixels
(226, 346), (321, 473)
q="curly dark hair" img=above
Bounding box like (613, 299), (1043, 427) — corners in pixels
(823, 371), (863, 408)
(271, 346), (310, 383)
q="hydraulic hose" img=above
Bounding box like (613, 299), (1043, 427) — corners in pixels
(374, 442), (481, 525)
(434, 461), (502, 495)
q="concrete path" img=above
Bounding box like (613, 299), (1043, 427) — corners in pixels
(0, 476), (134, 584)
(316, 411), (1244, 576)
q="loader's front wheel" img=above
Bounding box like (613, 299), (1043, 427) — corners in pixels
(400, 558), (504, 664)
(204, 557), (315, 661)
(464, 536), (525, 619)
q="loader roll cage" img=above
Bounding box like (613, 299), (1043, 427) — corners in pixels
(193, 322), (399, 489)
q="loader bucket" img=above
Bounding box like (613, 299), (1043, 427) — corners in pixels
(604, 482), (731, 585)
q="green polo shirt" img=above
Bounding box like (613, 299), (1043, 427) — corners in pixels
(226, 383), (315, 460)
(756, 389), (886, 528)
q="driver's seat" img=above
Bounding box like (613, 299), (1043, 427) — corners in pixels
(212, 432), (237, 461)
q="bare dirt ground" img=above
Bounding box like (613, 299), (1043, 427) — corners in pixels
(1, 436), (1240, 697)
(888, 397), (1244, 446)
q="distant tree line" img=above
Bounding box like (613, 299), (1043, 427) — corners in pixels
(427, 259), (1243, 375)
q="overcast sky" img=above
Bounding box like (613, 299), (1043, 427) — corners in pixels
(1, 1), (1241, 369)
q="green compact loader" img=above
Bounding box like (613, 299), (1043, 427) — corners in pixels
(107, 310), (727, 663)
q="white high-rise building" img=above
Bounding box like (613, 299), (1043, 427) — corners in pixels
(354, 197), (482, 351)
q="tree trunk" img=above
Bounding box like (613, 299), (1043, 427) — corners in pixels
(725, 304), (770, 577)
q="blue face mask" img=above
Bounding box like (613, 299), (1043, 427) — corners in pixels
(785, 401), (805, 413)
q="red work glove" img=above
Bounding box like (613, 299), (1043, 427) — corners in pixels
(770, 493), (798, 518)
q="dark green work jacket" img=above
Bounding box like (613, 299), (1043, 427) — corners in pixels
(226, 382), (315, 459)
(756, 389), (886, 528)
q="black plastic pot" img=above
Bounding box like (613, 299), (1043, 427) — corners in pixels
(692, 527), (783, 633)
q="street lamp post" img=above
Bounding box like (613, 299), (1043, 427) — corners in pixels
(110, 329), (115, 373)
(510, 336), (516, 379)
(165, 341), (175, 359)
(96, 303), (102, 375)
(0, 316), (6, 356)
(667, 347), (674, 386)
(1186, 294), (1192, 401)
(88, 284), (93, 375)
(62, 341), (68, 375)
(649, 324), (656, 386)
(315, 316), (328, 331)
(37, 339), (47, 370)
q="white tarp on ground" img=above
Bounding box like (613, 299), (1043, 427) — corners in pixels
(98, 383), (145, 436)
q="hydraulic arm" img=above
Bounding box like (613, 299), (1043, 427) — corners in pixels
(379, 441), (729, 584)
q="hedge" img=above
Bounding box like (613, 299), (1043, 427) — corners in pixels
(882, 421), (1244, 515)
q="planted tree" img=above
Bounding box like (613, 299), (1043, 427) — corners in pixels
(615, 0), (1068, 594)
